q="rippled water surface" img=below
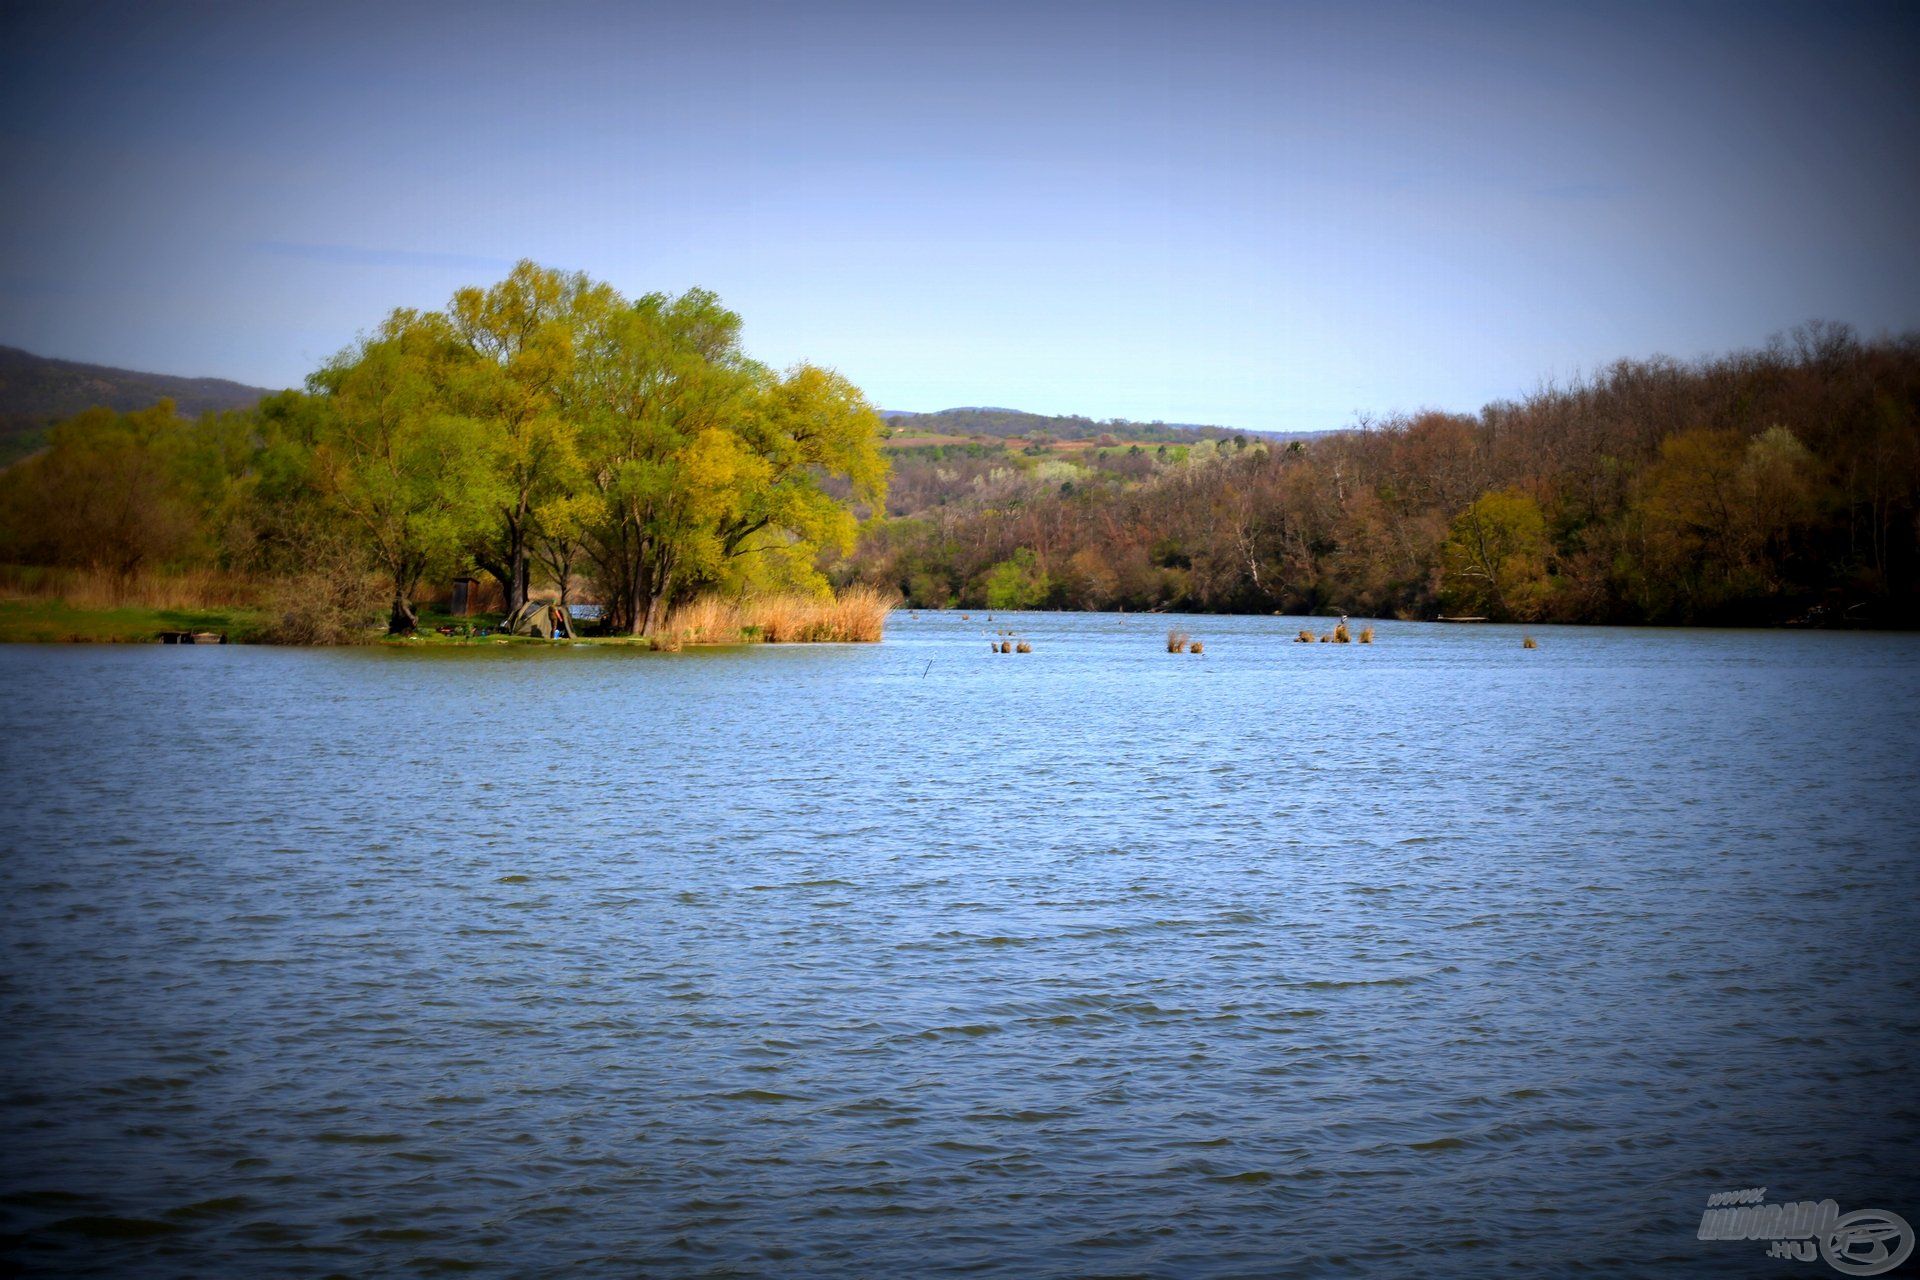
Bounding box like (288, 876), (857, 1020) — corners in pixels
(3, 614), (1919, 1277)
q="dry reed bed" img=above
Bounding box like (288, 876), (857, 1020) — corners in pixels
(664, 585), (895, 645)
(0, 565), (264, 609)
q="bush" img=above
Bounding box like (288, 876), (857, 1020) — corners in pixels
(261, 548), (385, 644)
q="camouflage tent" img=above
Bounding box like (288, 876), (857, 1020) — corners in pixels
(504, 600), (576, 639)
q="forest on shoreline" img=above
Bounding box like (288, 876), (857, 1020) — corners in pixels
(0, 257), (1915, 642)
(847, 322), (1920, 627)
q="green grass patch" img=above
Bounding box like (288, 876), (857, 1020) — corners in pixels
(0, 599), (268, 643)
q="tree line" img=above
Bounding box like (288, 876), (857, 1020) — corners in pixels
(840, 324), (1920, 625)
(0, 263), (888, 636)
(5, 299), (1914, 633)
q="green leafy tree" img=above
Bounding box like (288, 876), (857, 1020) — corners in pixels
(448, 261), (604, 611)
(310, 312), (506, 632)
(1440, 488), (1550, 620)
(571, 289), (758, 634)
(0, 401), (200, 579)
(571, 288), (888, 634)
(982, 547), (1050, 609)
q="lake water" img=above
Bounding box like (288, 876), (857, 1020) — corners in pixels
(3, 614), (1918, 1277)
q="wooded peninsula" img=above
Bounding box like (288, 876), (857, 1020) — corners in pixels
(1, 262), (1915, 642)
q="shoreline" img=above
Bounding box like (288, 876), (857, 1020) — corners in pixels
(2, 597), (1909, 645)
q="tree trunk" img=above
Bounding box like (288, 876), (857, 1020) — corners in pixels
(389, 591), (417, 634)
(626, 579), (646, 636)
(474, 553), (516, 614)
(504, 528), (528, 614)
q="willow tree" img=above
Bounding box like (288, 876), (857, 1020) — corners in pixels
(447, 261), (618, 612)
(713, 362), (890, 588)
(572, 288), (887, 634)
(310, 311), (504, 633)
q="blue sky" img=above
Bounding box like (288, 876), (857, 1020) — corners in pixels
(1, 0), (1915, 430)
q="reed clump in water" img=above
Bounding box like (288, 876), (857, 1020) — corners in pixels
(1296, 629), (1313, 643)
(1167, 629), (1190, 653)
(1190, 640), (1203, 655)
(1333, 621), (1351, 643)
(662, 595), (740, 645)
(999, 640), (1012, 653)
(1523, 635), (1538, 649)
(1015, 641), (1031, 653)
(1358, 626), (1375, 643)
(664, 586), (895, 644)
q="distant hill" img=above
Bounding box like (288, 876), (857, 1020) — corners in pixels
(0, 346), (276, 462)
(883, 406), (1299, 444)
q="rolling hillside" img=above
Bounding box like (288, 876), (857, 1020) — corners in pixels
(0, 346), (276, 462)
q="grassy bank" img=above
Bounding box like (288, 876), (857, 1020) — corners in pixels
(0, 567), (268, 642)
(0, 598), (267, 643)
(1, 567), (894, 646)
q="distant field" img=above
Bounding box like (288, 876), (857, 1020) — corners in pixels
(881, 432), (981, 449)
(882, 432), (1192, 457)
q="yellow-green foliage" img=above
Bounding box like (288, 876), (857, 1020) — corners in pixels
(1441, 488), (1551, 621)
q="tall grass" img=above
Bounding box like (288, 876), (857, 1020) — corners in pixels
(1167, 629), (1190, 653)
(0, 565), (264, 610)
(663, 594), (743, 644)
(663, 585), (896, 645)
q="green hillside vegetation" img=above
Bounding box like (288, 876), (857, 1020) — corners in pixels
(882, 405), (1301, 445)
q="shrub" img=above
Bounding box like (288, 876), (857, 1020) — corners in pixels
(261, 556), (385, 645)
